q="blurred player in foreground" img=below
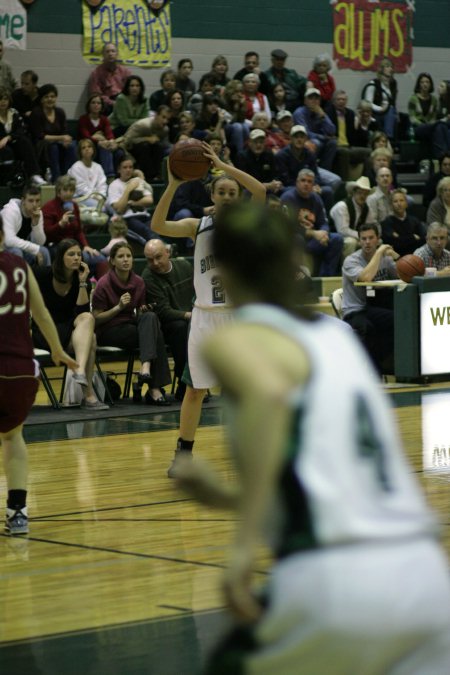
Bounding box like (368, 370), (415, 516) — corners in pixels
(175, 202), (450, 674)
(0, 217), (77, 535)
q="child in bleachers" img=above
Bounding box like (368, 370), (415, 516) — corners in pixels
(100, 216), (128, 256)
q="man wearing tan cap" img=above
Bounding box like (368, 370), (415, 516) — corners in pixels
(330, 176), (372, 257)
(235, 129), (283, 193)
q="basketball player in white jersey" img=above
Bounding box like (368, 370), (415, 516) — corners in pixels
(176, 202), (450, 674)
(152, 143), (266, 477)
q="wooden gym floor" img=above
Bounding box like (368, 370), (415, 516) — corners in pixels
(0, 371), (449, 675)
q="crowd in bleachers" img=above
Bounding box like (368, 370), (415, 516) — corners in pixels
(1, 38), (450, 397)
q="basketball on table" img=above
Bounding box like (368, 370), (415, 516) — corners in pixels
(396, 254), (426, 282)
(168, 139), (211, 181)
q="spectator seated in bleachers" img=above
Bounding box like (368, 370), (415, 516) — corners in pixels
(268, 82), (289, 118)
(250, 111), (285, 153)
(108, 76), (149, 138)
(149, 68), (177, 111)
(364, 146), (399, 188)
(307, 54), (336, 104)
(42, 174), (107, 275)
(235, 128), (282, 194)
(100, 216), (128, 257)
(366, 166), (395, 224)
(141, 238), (194, 401)
(408, 72), (442, 158)
(92, 241), (172, 406)
(281, 168), (343, 276)
(165, 89), (186, 143)
(325, 89), (372, 180)
(32, 238), (109, 410)
(329, 176), (372, 258)
(0, 39), (15, 93)
(78, 93), (118, 178)
(414, 221), (450, 275)
(68, 138), (108, 208)
(221, 80), (248, 157)
(0, 86), (45, 186)
(275, 124), (340, 211)
(88, 42), (131, 115)
(106, 154), (155, 245)
(175, 58), (196, 104)
(265, 49), (306, 111)
(242, 73), (272, 125)
(427, 176), (450, 228)
(423, 152), (450, 208)
(2, 183), (50, 267)
(29, 84), (77, 182)
(293, 88), (337, 172)
(12, 70), (40, 123)
(436, 80), (450, 155)
(210, 55), (230, 96)
(270, 109), (294, 150)
(361, 58), (398, 141)
(233, 51), (270, 95)
(193, 94), (227, 144)
(381, 188), (426, 257)
(351, 100), (380, 148)
(121, 105), (171, 183)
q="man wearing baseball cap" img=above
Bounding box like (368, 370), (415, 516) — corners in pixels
(265, 49), (306, 110)
(330, 176), (373, 257)
(293, 87), (337, 172)
(275, 124), (336, 211)
(235, 129), (283, 194)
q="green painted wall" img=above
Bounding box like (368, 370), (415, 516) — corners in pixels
(23, 0), (450, 49)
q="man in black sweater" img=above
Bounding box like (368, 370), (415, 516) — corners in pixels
(141, 239), (194, 400)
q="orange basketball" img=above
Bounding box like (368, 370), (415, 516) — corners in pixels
(169, 139), (210, 181)
(396, 254), (426, 282)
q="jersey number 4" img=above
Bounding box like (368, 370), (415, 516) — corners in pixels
(0, 268), (27, 315)
(356, 395), (392, 492)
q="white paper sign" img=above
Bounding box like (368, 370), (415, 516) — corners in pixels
(0, 0), (27, 50)
(420, 291), (450, 375)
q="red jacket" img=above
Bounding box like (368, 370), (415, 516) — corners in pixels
(42, 197), (89, 248)
(78, 114), (115, 141)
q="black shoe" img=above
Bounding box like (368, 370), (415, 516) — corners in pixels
(144, 391), (171, 406)
(167, 449), (192, 478)
(137, 373), (152, 385)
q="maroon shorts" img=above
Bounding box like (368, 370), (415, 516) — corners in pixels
(0, 375), (39, 433)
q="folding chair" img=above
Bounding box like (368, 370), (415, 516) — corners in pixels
(95, 346), (138, 402)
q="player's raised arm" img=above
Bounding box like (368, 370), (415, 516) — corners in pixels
(202, 142), (266, 203)
(151, 166), (199, 241)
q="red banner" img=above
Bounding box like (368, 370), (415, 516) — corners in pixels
(332, 0), (414, 72)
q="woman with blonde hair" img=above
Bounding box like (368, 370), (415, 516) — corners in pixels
(362, 58), (398, 140)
